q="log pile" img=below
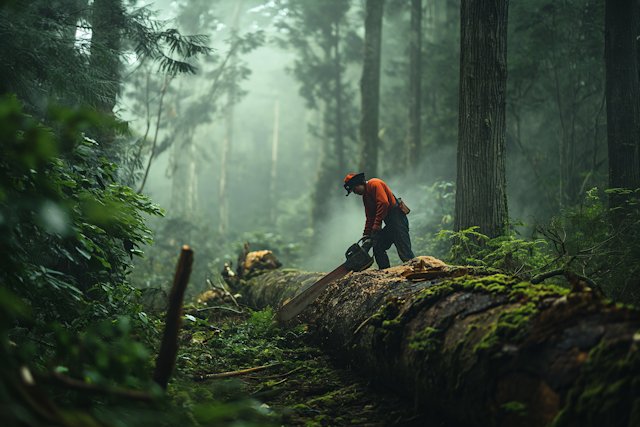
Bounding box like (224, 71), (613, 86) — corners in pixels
(233, 256), (640, 427)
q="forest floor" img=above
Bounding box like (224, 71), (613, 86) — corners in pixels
(171, 301), (457, 427)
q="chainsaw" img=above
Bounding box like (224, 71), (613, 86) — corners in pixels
(275, 238), (374, 323)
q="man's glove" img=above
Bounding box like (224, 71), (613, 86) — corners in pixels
(361, 235), (373, 252)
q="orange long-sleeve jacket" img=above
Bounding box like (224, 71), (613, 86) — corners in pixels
(362, 178), (396, 236)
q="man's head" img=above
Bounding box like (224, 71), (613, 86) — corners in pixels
(344, 173), (366, 196)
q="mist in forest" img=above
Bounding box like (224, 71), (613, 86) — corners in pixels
(94, 0), (611, 289)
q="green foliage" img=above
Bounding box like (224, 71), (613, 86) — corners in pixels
(409, 181), (456, 260)
(434, 187), (640, 306)
(535, 188), (640, 304)
(501, 401), (528, 417)
(439, 225), (549, 275)
(53, 316), (160, 393)
(127, 6), (213, 76)
(0, 0), (212, 116)
(131, 220), (303, 300)
(181, 306), (304, 374)
(0, 96), (164, 322)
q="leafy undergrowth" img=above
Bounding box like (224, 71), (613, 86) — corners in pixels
(169, 305), (455, 427)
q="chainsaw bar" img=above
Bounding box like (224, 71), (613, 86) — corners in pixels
(275, 264), (350, 323)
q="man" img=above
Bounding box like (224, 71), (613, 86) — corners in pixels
(344, 173), (415, 269)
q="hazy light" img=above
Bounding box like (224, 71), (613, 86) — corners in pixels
(75, 20), (92, 55)
(40, 201), (69, 235)
(124, 52), (138, 65)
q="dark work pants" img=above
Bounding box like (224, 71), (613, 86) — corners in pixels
(373, 210), (415, 269)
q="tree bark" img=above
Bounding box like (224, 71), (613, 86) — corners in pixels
(91, 0), (123, 148)
(407, 0), (422, 169)
(237, 259), (640, 427)
(454, 0), (509, 241)
(605, 0), (640, 215)
(357, 0), (384, 177)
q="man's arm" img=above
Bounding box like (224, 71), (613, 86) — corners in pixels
(363, 193), (375, 236)
(372, 182), (390, 230)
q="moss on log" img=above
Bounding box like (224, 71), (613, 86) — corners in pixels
(237, 257), (640, 427)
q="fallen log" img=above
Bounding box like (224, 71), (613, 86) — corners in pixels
(235, 256), (640, 427)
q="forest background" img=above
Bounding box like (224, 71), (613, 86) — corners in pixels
(127, 0), (624, 298)
(2, 0), (640, 425)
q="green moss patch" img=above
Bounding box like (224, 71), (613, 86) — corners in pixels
(474, 302), (538, 353)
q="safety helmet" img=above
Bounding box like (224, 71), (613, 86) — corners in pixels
(344, 173), (365, 196)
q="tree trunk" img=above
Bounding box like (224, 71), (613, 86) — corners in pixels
(219, 109), (231, 233)
(334, 22), (346, 177)
(170, 130), (196, 215)
(605, 0), (640, 215)
(270, 99), (280, 224)
(310, 97), (333, 230)
(237, 259), (640, 427)
(91, 0), (123, 148)
(406, 0), (422, 169)
(454, 0), (509, 241)
(357, 0), (384, 177)
(310, 42), (336, 231)
(219, 0), (243, 234)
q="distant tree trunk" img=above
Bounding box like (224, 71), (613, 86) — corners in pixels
(219, 110), (232, 233)
(334, 22), (345, 177)
(454, 0), (509, 241)
(270, 100), (280, 224)
(170, 131), (196, 214)
(239, 264), (640, 427)
(406, 0), (422, 169)
(605, 0), (640, 215)
(311, 82), (333, 230)
(219, 0), (244, 234)
(91, 0), (123, 147)
(357, 0), (384, 177)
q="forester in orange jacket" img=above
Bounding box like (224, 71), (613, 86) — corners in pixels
(344, 173), (415, 269)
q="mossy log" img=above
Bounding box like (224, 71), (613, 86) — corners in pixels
(236, 257), (640, 427)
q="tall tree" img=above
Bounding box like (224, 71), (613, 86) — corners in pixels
(270, 99), (280, 224)
(453, 0), (509, 241)
(406, 0), (422, 169)
(358, 0), (385, 177)
(273, 0), (360, 229)
(605, 0), (640, 214)
(91, 0), (123, 120)
(506, 1), (606, 217)
(219, 0), (244, 234)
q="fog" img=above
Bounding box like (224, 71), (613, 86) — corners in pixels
(116, 0), (608, 289)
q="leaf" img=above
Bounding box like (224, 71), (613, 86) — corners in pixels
(76, 247), (91, 260)
(138, 312), (149, 324)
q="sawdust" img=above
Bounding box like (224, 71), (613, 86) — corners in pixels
(386, 256), (449, 276)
